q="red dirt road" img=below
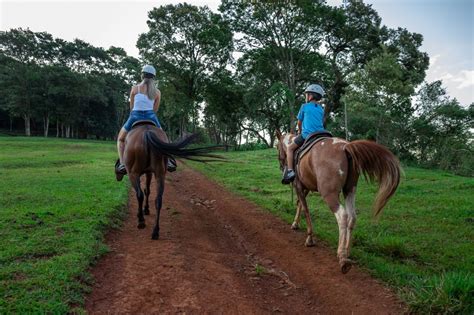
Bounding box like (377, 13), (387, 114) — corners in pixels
(86, 167), (405, 314)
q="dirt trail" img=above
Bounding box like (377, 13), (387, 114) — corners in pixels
(86, 167), (405, 314)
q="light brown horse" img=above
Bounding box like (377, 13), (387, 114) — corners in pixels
(276, 133), (401, 273)
(124, 122), (221, 240)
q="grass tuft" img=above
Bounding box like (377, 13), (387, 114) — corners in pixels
(406, 272), (474, 314)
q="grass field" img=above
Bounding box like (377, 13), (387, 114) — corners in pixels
(189, 149), (474, 314)
(0, 136), (128, 313)
(1, 137), (472, 313)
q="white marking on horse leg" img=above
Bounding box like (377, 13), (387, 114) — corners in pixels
(300, 197), (315, 247)
(344, 188), (357, 256)
(334, 204), (348, 259)
(292, 202), (302, 230)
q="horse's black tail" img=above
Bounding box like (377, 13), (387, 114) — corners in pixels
(144, 131), (224, 162)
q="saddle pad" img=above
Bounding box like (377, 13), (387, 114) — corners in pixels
(294, 131), (333, 168)
(131, 120), (157, 129)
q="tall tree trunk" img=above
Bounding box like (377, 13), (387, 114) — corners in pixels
(43, 115), (49, 137)
(23, 114), (31, 136)
(61, 123), (64, 138)
(9, 116), (13, 132)
(344, 101), (349, 140)
(238, 130), (242, 149)
(66, 125), (71, 138)
(56, 119), (59, 137)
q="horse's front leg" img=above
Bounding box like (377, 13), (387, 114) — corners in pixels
(130, 173), (146, 229)
(151, 175), (165, 240)
(143, 172), (152, 215)
(291, 200), (302, 230)
(291, 189), (308, 230)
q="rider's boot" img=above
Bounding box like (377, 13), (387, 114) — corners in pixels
(281, 168), (296, 184)
(115, 159), (127, 181)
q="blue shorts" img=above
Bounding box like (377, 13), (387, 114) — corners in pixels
(123, 110), (161, 132)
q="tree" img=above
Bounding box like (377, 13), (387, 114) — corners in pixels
(137, 3), (233, 135)
(341, 51), (414, 154)
(220, 0), (327, 131)
(411, 81), (473, 175)
(319, 1), (383, 124)
(203, 69), (244, 146)
(0, 28), (137, 138)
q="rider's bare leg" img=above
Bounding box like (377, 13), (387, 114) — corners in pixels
(117, 128), (127, 165)
(286, 142), (299, 171)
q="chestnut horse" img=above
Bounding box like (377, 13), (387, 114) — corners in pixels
(276, 133), (401, 273)
(124, 123), (220, 240)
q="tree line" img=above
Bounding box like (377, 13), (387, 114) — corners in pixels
(0, 29), (140, 138)
(0, 0), (472, 175)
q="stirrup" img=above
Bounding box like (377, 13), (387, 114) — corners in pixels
(281, 169), (295, 185)
(167, 158), (177, 172)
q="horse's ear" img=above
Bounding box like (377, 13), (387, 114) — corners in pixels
(275, 129), (282, 141)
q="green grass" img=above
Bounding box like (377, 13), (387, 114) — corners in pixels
(0, 137), (128, 313)
(189, 149), (474, 314)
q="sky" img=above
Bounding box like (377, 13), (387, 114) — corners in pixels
(1, 0), (473, 105)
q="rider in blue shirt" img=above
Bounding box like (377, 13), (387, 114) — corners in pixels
(282, 84), (326, 184)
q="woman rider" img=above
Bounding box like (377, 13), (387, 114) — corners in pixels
(282, 84), (326, 184)
(115, 64), (176, 180)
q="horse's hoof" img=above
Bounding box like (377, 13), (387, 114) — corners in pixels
(291, 222), (299, 230)
(137, 222), (146, 229)
(340, 259), (353, 274)
(144, 208), (150, 215)
(151, 233), (159, 240)
(305, 237), (315, 247)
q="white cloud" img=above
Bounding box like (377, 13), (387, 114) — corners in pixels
(430, 54), (441, 67)
(451, 70), (474, 89)
(439, 70), (474, 89)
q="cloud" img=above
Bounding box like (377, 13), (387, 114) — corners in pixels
(452, 70), (474, 89)
(430, 54), (441, 67)
(439, 70), (474, 89)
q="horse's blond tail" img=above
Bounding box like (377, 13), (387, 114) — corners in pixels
(344, 140), (401, 217)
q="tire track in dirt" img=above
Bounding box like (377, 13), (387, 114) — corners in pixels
(86, 167), (405, 314)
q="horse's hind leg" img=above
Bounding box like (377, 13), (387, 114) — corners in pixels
(292, 189), (308, 230)
(344, 186), (357, 263)
(323, 192), (352, 273)
(130, 173), (146, 229)
(151, 175), (165, 240)
(144, 172), (152, 215)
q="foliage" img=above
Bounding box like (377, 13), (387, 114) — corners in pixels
(0, 28), (139, 138)
(137, 3), (233, 138)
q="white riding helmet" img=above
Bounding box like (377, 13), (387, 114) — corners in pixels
(304, 84), (325, 97)
(142, 64), (156, 76)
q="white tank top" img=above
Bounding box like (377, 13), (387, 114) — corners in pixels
(132, 85), (154, 111)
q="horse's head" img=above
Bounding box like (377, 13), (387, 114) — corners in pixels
(275, 131), (294, 171)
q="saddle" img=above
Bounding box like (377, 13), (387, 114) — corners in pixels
(294, 131), (333, 168)
(131, 120), (158, 130)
